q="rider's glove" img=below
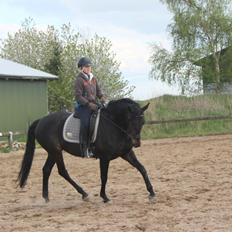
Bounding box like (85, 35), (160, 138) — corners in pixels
(88, 102), (98, 111)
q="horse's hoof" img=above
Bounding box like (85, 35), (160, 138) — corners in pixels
(82, 193), (89, 201)
(103, 198), (110, 203)
(43, 191), (49, 202)
(149, 193), (156, 203)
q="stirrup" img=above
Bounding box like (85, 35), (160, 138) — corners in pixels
(86, 149), (94, 158)
(82, 146), (94, 158)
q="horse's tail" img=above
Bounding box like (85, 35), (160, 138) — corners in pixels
(17, 119), (40, 188)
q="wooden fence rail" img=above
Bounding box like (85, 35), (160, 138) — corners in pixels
(145, 115), (232, 125)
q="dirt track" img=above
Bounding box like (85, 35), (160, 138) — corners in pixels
(1, 135), (232, 232)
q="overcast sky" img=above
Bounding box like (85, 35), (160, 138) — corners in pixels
(0, 0), (180, 100)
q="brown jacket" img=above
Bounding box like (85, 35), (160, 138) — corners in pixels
(74, 72), (103, 106)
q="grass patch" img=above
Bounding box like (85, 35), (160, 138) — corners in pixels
(0, 146), (12, 153)
(139, 94), (232, 139)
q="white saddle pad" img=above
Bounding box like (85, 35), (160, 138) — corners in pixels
(63, 110), (101, 143)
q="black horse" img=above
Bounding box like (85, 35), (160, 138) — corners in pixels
(18, 98), (155, 203)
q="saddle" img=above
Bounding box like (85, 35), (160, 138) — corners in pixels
(63, 110), (101, 144)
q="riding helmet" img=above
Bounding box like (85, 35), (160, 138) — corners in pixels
(77, 57), (92, 68)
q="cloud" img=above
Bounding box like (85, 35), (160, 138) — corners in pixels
(109, 28), (171, 69)
(0, 24), (20, 39)
(61, 0), (166, 13)
(61, 0), (172, 35)
(132, 78), (179, 100)
(0, 2), (27, 24)
(0, 0), (71, 26)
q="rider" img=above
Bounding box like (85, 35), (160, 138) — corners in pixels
(74, 57), (105, 158)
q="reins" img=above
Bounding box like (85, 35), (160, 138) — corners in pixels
(100, 112), (133, 139)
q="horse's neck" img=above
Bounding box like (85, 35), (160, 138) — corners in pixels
(101, 109), (126, 129)
(99, 110), (129, 141)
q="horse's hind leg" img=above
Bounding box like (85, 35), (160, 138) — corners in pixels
(54, 151), (88, 200)
(42, 154), (55, 202)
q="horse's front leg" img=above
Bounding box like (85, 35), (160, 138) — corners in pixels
(99, 158), (110, 203)
(122, 150), (155, 200)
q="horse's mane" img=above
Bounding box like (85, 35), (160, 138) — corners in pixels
(106, 98), (140, 112)
(104, 99), (141, 125)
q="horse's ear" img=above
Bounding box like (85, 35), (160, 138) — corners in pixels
(141, 103), (150, 112)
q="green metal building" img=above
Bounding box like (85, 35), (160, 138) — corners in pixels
(194, 47), (232, 93)
(0, 58), (58, 133)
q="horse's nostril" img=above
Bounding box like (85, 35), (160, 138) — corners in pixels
(134, 143), (140, 148)
(132, 138), (141, 147)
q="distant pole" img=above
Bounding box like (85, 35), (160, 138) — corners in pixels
(8, 131), (13, 149)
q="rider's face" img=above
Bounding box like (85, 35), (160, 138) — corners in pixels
(82, 66), (92, 74)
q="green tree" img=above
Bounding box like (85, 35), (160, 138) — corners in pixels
(0, 18), (134, 111)
(47, 23), (82, 112)
(150, 0), (232, 93)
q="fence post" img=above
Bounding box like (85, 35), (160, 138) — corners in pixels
(8, 131), (13, 149)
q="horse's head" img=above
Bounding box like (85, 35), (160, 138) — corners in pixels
(126, 101), (149, 147)
(106, 98), (149, 148)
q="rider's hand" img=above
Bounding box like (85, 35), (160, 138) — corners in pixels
(100, 96), (106, 104)
(88, 102), (98, 111)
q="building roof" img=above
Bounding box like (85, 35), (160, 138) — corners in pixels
(0, 58), (58, 80)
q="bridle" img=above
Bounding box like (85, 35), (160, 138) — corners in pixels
(100, 109), (144, 140)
